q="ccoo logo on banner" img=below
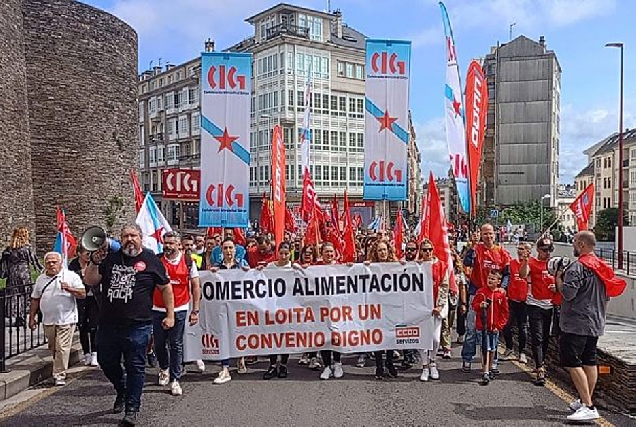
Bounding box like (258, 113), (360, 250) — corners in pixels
(198, 52), (252, 227)
(363, 40), (411, 201)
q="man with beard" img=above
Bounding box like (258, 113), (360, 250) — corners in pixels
(85, 223), (174, 427)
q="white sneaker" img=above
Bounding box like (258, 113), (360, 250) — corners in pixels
(519, 353), (528, 364)
(90, 352), (99, 367)
(54, 376), (66, 387)
(420, 367), (430, 382)
(237, 357), (247, 374)
(356, 354), (366, 368)
(569, 399), (584, 412)
(170, 380), (183, 396)
(298, 354), (309, 365)
(158, 369), (170, 386)
(429, 364), (440, 380)
(213, 368), (232, 384)
(566, 406), (600, 422)
(308, 357), (321, 370)
(83, 353), (91, 366)
(320, 366), (333, 380)
(333, 362), (344, 378)
(196, 359), (206, 372)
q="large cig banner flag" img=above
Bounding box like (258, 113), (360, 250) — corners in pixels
(184, 263), (435, 361)
(198, 52), (252, 227)
(440, 2), (470, 213)
(363, 39), (411, 201)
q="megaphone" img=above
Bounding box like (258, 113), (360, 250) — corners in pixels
(81, 226), (121, 252)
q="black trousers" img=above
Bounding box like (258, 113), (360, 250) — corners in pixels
(269, 354), (290, 366)
(503, 300), (528, 354)
(373, 350), (395, 369)
(320, 350), (341, 366)
(527, 304), (553, 369)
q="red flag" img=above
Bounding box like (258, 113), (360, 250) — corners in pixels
(206, 227), (222, 237)
(394, 209), (404, 259)
(304, 205), (321, 247)
(233, 228), (247, 247)
(352, 213), (363, 230)
(259, 194), (274, 234)
(465, 61), (488, 215)
(301, 170), (319, 222)
(569, 183), (594, 231)
(130, 168), (145, 213)
(271, 125), (286, 249)
(330, 195), (341, 234)
(426, 173), (458, 294)
(285, 206), (297, 233)
(417, 182), (431, 244)
(341, 191), (356, 262)
(56, 206), (77, 260)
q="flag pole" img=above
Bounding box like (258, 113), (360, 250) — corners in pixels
(536, 204), (571, 243)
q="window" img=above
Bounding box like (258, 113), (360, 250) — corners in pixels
(167, 144), (180, 163)
(331, 95), (338, 112)
(149, 147), (156, 165)
(191, 112), (200, 134)
(297, 91), (304, 107)
(340, 166), (346, 182)
(165, 93), (173, 109)
(138, 101), (145, 120)
(330, 131), (338, 149)
(140, 126), (145, 146)
(355, 64), (363, 79)
(188, 87), (198, 104)
(174, 91), (181, 109)
(349, 98), (356, 113)
(139, 150), (145, 168)
(337, 61), (345, 76)
(331, 166), (338, 181)
(178, 116), (189, 137)
(346, 63), (353, 78)
(339, 131), (346, 152)
(157, 145), (165, 163)
(288, 90), (294, 107)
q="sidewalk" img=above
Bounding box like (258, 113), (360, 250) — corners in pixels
(0, 340), (82, 401)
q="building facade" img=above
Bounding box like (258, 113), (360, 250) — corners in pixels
(138, 3), (421, 228)
(480, 35), (561, 209)
(556, 184), (576, 232)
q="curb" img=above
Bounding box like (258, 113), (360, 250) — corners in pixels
(0, 342), (83, 401)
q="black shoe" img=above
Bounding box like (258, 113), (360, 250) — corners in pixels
(147, 352), (157, 368)
(263, 366), (278, 380)
(491, 366), (500, 375)
(278, 365), (288, 378)
(119, 411), (138, 427)
(386, 364), (398, 378)
(400, 360), (412, 370)
(534, 370), (546, 386)
(113, 395), (125, 414)
(480, 373), (490, 386)
(374, 367), (384, 380)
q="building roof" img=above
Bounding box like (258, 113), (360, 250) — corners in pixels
(575, 162), (594, 179)
(591, 129), (636, 157)
(245, 3), (336, 24)
(331, 24), (366, 49)
(487, 35), (561, 73)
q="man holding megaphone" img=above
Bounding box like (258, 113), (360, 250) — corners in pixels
(84, 222), (174, 427)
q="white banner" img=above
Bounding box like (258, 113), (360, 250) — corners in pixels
(363, 39), (411, 201)
(198, 52), (251, 227)
(184, 262), (435, 361)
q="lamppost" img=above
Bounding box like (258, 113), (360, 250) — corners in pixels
(540, 193), (550, 237)
(606, 42), (624, 269)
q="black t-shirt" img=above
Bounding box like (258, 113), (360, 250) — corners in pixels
(98, 248), (169, 325)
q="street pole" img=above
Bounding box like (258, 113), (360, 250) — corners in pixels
(606, 42), (624, 269)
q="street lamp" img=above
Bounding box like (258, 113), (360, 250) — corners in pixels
(606, 42), (624, 269)
(540, 193), (550, 237)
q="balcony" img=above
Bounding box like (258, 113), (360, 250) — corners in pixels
(265, 23), (309, 41)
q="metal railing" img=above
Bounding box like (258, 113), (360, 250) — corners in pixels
(594, 248), (636, 276)
(0, 284), (47, 372)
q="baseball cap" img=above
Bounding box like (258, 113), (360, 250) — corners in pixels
(537, 238), (554, 251)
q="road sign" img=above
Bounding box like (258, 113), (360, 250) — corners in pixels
(490, 209), (499, 218)
(162, 169), (200, 200)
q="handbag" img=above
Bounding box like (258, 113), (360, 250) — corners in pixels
(36, 275), (58, 323)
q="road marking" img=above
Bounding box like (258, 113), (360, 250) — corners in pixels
(509, 358), (615, 427)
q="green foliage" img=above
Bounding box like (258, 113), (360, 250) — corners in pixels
(500, 201), (558, 233)
(593, 208), (629, 241)
(104, 195), (125, 234)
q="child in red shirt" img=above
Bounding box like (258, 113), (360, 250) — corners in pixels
(472, 269), (509, 385)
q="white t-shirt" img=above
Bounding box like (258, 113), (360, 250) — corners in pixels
(31, 269), (84, 325)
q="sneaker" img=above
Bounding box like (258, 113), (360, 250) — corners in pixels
(519, 353), (528, 364)
(308, 357), (322, 370)
(90, 352), (99, 367)
(386, 363), (398, 378)
(357, 354), (366, 368)
(480, 373), (490, 386)
(170, 380), (182, 396)
(83, 353), (92, 366)
(442, 349), (452, 359)
(491, 366), (500, 375)
(567, 406), (600, 422)
(158, 369), (170, 386)
(298, 353), (309, 365)
(456, 335), (464, 344)
(120, 411), (138, 427)
(375, 367), (384, 380)
(501, 349), (514, 361)
(237, 357), (247, 374)
(196, 360), (206, 372)
(278, 365), (288, 378)
(461, 361), (471, 373)
(429, 364), (440, 380)
(569, 399), (584, 412)
(534, 368), (546, 386)
(401, 359), (412, 370)
(147, 351), (157, 368)
(320, 366), (333, 380)
(213, 368), (231, 384)
(420, 366), (430, 382)
(54, 377), (66, 387)
(113, 395), (125, 414)
(263, 365), (278, 380)
(333, 362), (344, 378)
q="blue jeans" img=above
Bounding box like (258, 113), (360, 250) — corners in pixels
(477, 331), (499, 352)
(461, 295), (499, 369)
(97, 322), (152, 412)
(152, 310), (187, 381)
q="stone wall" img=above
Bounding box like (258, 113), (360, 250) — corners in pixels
(23, 0), (138, 249)
(0, 0), (36, 248)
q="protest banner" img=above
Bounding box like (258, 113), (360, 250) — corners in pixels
(184, 262), (436, 361)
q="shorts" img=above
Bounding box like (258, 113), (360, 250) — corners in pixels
(559, 333), (598, 368)
(476, 331), (499, 352)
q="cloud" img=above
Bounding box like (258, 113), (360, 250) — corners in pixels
(414, 117), (450, 179)
(409, 26), (442, 49)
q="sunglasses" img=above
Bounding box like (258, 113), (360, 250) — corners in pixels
(406, 247), (418, 252)
(539, 247), (553, 252)
(421, 248), (433, 252)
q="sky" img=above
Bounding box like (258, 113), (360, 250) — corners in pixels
(86, 0), (636, 184)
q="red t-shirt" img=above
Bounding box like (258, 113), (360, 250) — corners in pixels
(154, 254), (190, 310)
(528, 257), (557, 301)
(246, 246), (276, 268)
(470, 244), (511, 289)
(432, 259), (447, 305)
(508, 259), (529, 302)
(472, 288), (509, 331)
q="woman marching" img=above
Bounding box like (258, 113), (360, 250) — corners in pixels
(418, 239), (450, 382)
(295, 245), (322, 370)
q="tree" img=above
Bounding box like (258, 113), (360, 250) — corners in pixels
(593, 208), (629, 241)
(500, 201), (558, 234)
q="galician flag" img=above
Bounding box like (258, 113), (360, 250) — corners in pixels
(136, 193), (172, 254)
